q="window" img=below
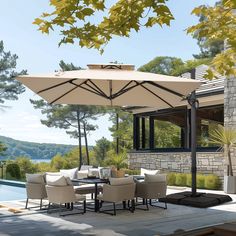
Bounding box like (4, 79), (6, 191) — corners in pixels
(197, 106), (223, 147)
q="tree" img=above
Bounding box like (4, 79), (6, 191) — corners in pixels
(187, 0), (236, 79)
(138, 56), (184, 75)
(0, 142), (7, 156)
(93, 137), (111, 164)
(109, 108), (133, 153)
(192, 1), (224, 60)
(33, 0), (174, 53)
(0, 40), (26, 109)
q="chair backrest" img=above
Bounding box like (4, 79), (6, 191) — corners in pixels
(25, 174), (47, 199)
(136, 174), (167, 199)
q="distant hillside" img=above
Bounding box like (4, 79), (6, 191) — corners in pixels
(0, 136), (77, 160)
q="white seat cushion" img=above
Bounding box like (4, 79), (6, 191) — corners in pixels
(46, 175), (68, 186)
(144, 173), (167, 183)
(109, 176), (134, 186)
(77, 170), (88, 179)
(60, 167), (78, 179)
(140, 168), (159, 176)
(80, 165), (93, 171)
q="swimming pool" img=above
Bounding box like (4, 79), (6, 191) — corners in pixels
(0, 182), (26, 201)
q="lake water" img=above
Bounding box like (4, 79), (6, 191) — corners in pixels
(32, 159), (51, 163)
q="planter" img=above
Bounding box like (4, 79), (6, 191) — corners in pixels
(224, 176), (236, 194)
(111, 169), (125, 178)
(116, 169), (125, 178)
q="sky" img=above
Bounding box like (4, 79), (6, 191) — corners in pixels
(0, 0), (216, 146)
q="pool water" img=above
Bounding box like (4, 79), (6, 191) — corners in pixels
(0, 184), (26, 201)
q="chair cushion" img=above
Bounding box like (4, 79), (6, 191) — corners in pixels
(88, 168), (100, 178)
(99, 167), (111, 179)
(46, 175), (68, 186)
(60, 167), (78, 179)
(144, 174), (167, 183)
(26, 174), (45, 184)
(140, 168), (159, 176)
(77, 170), (88, 179)
(80, 165), (93, 171)
(45, 172), (61, 176)
(109, 176), (134, 186)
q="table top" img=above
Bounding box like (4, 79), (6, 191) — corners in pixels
(72, 178), (109, 184)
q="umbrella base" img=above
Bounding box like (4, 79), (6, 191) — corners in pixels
(159, 191), (232, 208)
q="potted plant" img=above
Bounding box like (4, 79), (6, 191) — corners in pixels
(106, 153), (128, 178)
(210, 125), (236, 193)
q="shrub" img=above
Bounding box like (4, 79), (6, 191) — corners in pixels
(186, 174), (192, 187)
(124, 169), (140, 175)
(197, 174), (205, 189)
(205, 174), (221, 190)
(167, 172), (176, 186)
(6, 163), (21, 180)
(175, 173), (187, 186)
(15, 157), (38, 178)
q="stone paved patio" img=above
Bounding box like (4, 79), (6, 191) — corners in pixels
(0, 187), (236, 236)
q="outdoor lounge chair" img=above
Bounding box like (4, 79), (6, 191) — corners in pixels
(135, 173), (167, 210)
(97, 177), (136, 215)
(25, 173), (47, 210)
(46, 175), (86, 216)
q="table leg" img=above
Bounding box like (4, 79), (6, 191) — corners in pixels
(95, 183), (99, 212)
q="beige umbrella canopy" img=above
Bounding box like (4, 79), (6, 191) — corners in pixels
(17, 64), (202, 108)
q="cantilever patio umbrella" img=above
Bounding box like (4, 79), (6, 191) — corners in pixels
(17, 64), (202, 195)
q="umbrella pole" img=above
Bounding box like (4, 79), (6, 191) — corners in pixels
(190, 91), (197, 197)
(190, 69), (198, 197)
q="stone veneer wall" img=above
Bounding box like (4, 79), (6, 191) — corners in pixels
(128, 151), (227, 183)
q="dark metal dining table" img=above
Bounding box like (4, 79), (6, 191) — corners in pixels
(72, 178), (109, 212)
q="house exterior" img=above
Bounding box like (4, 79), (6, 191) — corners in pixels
(127, 65), (236, 183)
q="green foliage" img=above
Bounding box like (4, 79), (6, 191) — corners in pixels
(6, 163), (21, 180)
(175, 173), (187, 186)
(167, 172), (176, 186)
(104, 153), (128, 170)
(154, 120), (181, 148)
(50, 154), (66, 171)
(124, 169), (140, 176)
(109, 108), (133, 152)
(186, 174), (192, 187)
(205, 174), (221, 190)
(188, 0), (236, 79)
(34, 0), (174, 52)
(0, 41), (26, 108)
(15, 157), (38, 178)
(197, 174), (205, 189)
(0, 142), (7, 156)
(210, 125), (236, 176)
(0, 135), (75, 160)
(138, 57), (184, 75)
(167, 172), (220, 190)
(93, 137), (111, 164)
